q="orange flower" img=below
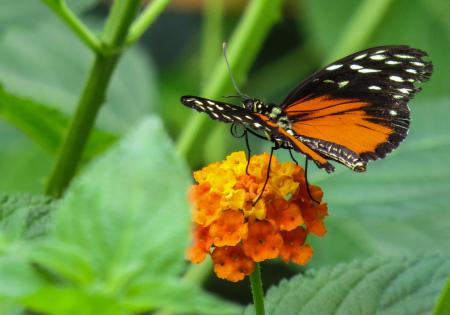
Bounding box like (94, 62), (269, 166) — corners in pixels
(280, 227), (313, 265)
(209, 210), (248, 246)
(187, 151), (328, 281)
(186, 224), (212, 263)
(243, 219), (283, 262)
(266, 197), (304, 231)
(212, 245), (254, 282)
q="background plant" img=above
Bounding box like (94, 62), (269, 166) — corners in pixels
(0, 0), (449, 314)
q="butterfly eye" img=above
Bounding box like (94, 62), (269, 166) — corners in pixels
(243, 99), (254, 111)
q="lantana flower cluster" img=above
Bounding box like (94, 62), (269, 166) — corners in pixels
(187, 151), (328, 282)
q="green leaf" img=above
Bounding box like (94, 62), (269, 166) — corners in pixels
(0, 17), (158, 133)
(125, 278), (241, 314)
(0, 194), (56, 240)
(0, 121), (52, 193)
(302, 100), (450, 266)
(49, 116), (191, 279)
(23, 117), (233, 314)
(22, 286), (124, 315)
(245, 255), (450, 315)
(0, 256), (46, 299)
(0, 86), (117, 161)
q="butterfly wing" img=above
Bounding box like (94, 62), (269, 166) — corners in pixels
(280, 45), (432, 170)
(181, 96), (272, 133)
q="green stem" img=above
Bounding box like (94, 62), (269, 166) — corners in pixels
(176, 0), (284, 159)
(201, 0), (224, 87)
(41, 0), (101, 52)
(126, 0), (172, 45)
(324, 0), (394, 64)
(45, 0), (141, 197)
(431, 275), (450, 315)
(250, 263), (266, 315)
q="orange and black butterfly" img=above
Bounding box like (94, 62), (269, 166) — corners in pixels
(181, 45), (432, 173)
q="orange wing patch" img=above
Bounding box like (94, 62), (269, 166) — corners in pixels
(286, 96), (393, 155)
(254, 113), (335, 172)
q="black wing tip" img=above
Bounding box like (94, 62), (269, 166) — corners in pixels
(359, 130), (407, 163)
(322, 162), (335, 173)
(180, 95), (194, 104)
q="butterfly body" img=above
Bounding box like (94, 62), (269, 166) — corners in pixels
(181, 45), (432, 173)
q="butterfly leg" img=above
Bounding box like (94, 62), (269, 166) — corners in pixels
(253, 145), (278, 206)
(304, 157), (319, 204)
(288, 148), (299, 166)
(244, 129), (252, 175)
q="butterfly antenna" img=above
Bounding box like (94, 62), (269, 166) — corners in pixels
(222, 42), (250, 99)
(304, 158), (320, 204)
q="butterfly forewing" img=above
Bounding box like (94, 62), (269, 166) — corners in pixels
(181, 96), (271, 133)
(281, 45), (432, 166)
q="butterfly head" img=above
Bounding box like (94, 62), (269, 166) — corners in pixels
(242, 98), (258, 111)
(242, 98), (274, 115)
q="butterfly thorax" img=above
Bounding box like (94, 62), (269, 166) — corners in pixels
(242, 98), (292, 129)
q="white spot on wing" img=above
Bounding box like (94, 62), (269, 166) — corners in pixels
(411, 61), (425, 67)
(326, 64), (343, 70)
(389, 75), (404, 82)
(358, 68), (381, 73)
(398, 88), (411, 94)
(389, 110), (398, 116)
(394, 54), (414, 59)
(350, 64), (363, 70)
(338, 81), (349, 88)
(206, 100), (215, 105)
(211, 112), (219, 118)
(386, 60), (401, 65)
(253, 123), (262, 128)
(354, 53), (367, 60)
(374, 49), (386, 54)
(323, 79), (334, 84)
(405, 68), (417, 74)
(393, 95), (404, 99)
(370, 54), (386, 60)
(369, 85), (381, 90)
(194, 100), (203, 105)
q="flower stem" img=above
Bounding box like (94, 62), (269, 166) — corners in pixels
(431, 275), (450, 315)
(41, 0), (101, 52)
(126, 0), (172, 46)
(45, 0), (141, 196)
(250, 263), (266, 315)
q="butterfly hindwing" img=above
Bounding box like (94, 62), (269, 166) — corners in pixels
(281, 45), (432, 167)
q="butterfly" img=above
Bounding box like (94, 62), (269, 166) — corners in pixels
(181, 45), (432, 174)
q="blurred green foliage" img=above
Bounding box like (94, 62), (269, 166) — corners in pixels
(0, 0), (449, 314)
